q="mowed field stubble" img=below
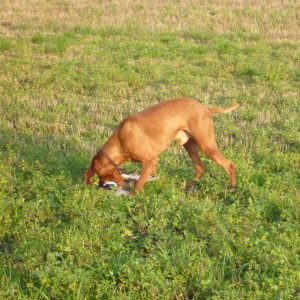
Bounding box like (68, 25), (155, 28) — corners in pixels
(0, 0), (299, 299)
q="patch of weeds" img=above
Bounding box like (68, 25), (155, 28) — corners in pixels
(264, 202), (284, 223)
(159, 32), (178, 44)
(31, 33), (45, 44)
(0, 37), (12, 51)
(250, 173), (267, 187)
(44, 35), (69, 55)
(235, 31), (261, 42)
(31, 32), (77, 55)
(72, 26), (95, 35)
(215, 39), (233, 54)
(236, 66), (264, 78)
(182, 31), (215, 44)
(98, 27), (135, 38)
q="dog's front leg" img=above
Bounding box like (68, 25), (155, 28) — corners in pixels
(133, 158), (158, 193)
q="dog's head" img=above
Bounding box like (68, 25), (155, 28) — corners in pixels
(84, 154), (125, 188)
(98, 170), (124, 188)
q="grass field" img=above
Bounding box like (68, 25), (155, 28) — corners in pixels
(0, 0), (299, 299)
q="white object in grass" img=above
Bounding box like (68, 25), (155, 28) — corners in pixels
(121, 172), (159, 182)
(103, 181), (118, 190)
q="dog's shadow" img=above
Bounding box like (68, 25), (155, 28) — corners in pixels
(1, 128), (90, 184)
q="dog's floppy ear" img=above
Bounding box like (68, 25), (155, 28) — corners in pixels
(84, 164), (94, 184)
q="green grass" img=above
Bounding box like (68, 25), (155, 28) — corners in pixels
(0, 2), (300, 299)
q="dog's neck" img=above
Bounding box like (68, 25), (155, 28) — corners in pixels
(100, 147), (123, 173)
(100, 135), (128, 172)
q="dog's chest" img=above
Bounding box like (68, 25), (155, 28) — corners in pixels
(175, 130), (191, 145)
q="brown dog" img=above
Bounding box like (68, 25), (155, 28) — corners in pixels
(85, 98), (240, 193)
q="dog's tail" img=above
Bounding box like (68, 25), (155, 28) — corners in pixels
(84, 163), (94, 184)
(209, 103), (240, 115)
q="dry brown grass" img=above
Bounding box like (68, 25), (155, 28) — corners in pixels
(1, 0), (299, 41)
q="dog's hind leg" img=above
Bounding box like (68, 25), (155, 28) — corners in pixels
(191, 118), (236, 189)
(203, 147), (236, 189)
(183, 139), (205, 179)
